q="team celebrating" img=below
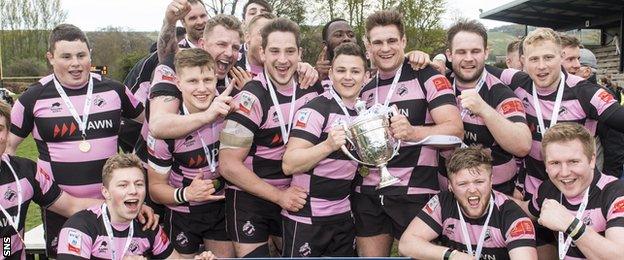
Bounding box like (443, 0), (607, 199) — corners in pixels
(1, 0), (624, 259)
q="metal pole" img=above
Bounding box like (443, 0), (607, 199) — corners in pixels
(620, 12), (624, 73)
(0, 33), (3, 88)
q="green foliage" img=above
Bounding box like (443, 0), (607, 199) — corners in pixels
(13, 135), (42, 231)
(397, 0), (447, 54)
(5, 57), (48, 77)
(116, 51), (148, 82)
(87, 27), (153, 81)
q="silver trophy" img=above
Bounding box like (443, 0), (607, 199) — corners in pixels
(339, 101), (401, 189)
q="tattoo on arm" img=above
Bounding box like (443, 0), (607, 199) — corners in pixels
(157, 21), (178, 62)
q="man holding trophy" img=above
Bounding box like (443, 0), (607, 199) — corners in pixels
(352, 10), (464, 257)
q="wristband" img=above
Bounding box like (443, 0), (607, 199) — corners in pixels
(443, 248), (453, 260)
(571, 223), (586, 241)
(174, 187), (186, 204)
(565, 218), (580, 235)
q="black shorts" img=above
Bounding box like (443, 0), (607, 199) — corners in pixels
(165, 202), (230, 254)
(225, 189), (282, 243)
(282, 217), (356, 257)
(351, 192), (430, 240)
(42, 208), (67, 258)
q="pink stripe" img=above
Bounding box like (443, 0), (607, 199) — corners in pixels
(0, 179), (33, 210)
(528, 140), (543, 161)
(500, 68), (519, 86)
(524, 174), (543, 198)
(227, 178), (291, 190)
(91, 236), (152, 259)
(485, 72), (504, 89)
(59, 183), (104, 199)
(57, 227), (93, 258)
(281, 211), (312, 224)
(38, 74), (55, 85)
(135, 82), (150, 104)
(91, 73), (102, 81)
(10, 101), (26, 129)
(424, 75), (454, 101)
(438, 173), (449, 191)
(442, 218), (506, 248)
(291, 173), (310, 190)
(48, 136), (118, 163)
(254, 145), (285, 161)
(310, 197), (350, 217)
(33, 90), (123, 119)
(312, 159), (357, 179)
(579, 208), (606, 233)
(361, 167), (414, 186)
(417, 146), (438, 166)
(10, 232), (25, 258)
(566, 74), (584, 87)
(597, 174), (617, 189)
(407, 187), (439, 195)
(124, 86), (141, 109)
(491, 159), (518, 185)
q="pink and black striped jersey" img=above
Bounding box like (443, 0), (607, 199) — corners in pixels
(10, 74), (143, 199)
(282, 92), (358, 224)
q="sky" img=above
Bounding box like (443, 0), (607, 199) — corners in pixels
(62, 0), (516, 32)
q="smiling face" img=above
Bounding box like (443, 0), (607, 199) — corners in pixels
(330, 54), (366, 102)
(326, 21), (356, 59)
(543, 139), (595, 199)
(261, 31), (299, 87)
(200, 25), (241, 80)
(448, 165), (493, 219)
(46, 40), (91, 88)
(177, 65), (217, 113)
(562, 46), (581, 75)
(182, 2), (208, 43)
(367, 25), (406, 74)
(102, 167), (145, 223)
(447, 31), (489, 85)
(523, 40), (563, 90)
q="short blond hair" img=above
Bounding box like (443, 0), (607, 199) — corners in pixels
(523, 27), (561, 54)
(541, 123), (595, 161)
(102, 153), (144, 187)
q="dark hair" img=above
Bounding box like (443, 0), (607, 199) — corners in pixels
(0, 100), (11, 124)
(176, 26), (187, 38)
(365, 10), (404, 40)
(242, 0), (273, 20)
(261, 17), (300, 49)
(560, 33), (581, 49)
(203, 14), (244, 40)
(447, 19), (488, 50)
(446, 145), (493, 176)
(174, 48), (216, 72)
(322, 18), (348, 42)
(48, 24), (90, 52)
(332, 42), (366, 65)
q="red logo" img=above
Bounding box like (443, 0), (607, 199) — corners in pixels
(501, 100), (524, 115)
(68, 244), (81, 254)
(270, 133), (282, 145)
(188, 155), (205, 167)
(611, 198), (624, 214)
(38, 167), (50, 181)
(510, 219), (535, 238)
(432, 77), (452, 91)
(598, 90), (614, 103)
(53, 122), (77, 138)
(159, 229), (169, 244)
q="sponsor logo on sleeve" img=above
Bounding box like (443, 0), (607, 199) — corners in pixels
(160, 66), (176, 82)
(611, 198), (624, 214)
(67, 229), (82, 254)
(501, 100), (525, 115)
(295, 110), (311, 128)
(239, 92), (255, 114)
(424, 195), (439, 214)
(598, 89), (615, 103)
(432, 77), (452, 91)
(509, 219), (535, 238)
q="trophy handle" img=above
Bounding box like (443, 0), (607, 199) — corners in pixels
(339, 120), (356, 148)
(387, 105), (402, 158)
(340, 145), (374, 166)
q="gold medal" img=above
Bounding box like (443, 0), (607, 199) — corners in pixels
(359, 166), (370, 177)
(79, 140), (91, 152)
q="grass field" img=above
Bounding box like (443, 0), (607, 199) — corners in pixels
(14, 135), (43, 231)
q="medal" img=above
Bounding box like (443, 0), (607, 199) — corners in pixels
(359, 166), (370, 177)
(79, 140), (91, 152)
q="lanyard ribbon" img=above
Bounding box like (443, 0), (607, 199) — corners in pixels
(457, 195), (495, 259)
(558, 188), (589, 260)
(52, 76), (94, 138)
(375, 64), (403, 107)
(264, 70), (297, 144)
(532, 71), (566, 135)
(453, 71), (488, 119)
(101, 204), (134, 260)
(0, 155), (23, 242)
(182, 104), (217, 172)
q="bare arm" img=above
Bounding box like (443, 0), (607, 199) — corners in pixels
(509, 246), (538, 260)
(5, 133), (24, 155)
(573, 226), (624, 259)
(480, 106), (531, 157)
(414, 104), (464, 141)
(157, 0), (190, 62)
(282, 127), (345, 175)
(47, 192), (103, 218)
(147, 167), (177, 205)
(398, 217), (472, 260)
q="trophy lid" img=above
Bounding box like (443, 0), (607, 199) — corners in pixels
(351, 103), (391, 125)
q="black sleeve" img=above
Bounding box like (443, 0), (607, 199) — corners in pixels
(501, 201), (536, 250)
(601, 181), (624, 229)
(15, 156), (62, 208)
(10, 83), (42, 138)
(602, 105), (624, 133)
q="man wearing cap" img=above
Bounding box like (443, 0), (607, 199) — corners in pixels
(578, 48), (598, 83)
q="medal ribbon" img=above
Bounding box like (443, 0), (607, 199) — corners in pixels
(457, 194), (495, 259)
(558, 188), (590, 260)
(453, 70), (488, 119)
(182, 104), (217, 173)
(374, 63), (403, 107)
(264, 69), (297, 144)
(532, 71), (566, 135)
(0, 155), (23, 242)
(101, 204), (134, 260)
(52, 75), (94, 139)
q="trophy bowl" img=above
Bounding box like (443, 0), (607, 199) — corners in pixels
(340, 103), (401, 189)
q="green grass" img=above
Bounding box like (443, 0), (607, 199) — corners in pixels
(14, 135), (42, 231)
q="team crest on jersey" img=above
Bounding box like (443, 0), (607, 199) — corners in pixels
(176, 232), (189, 246)
(50, 102), (62, 113)
(432, 77), (452, 91)
(522, 97), (530, 108)
(558, 106), (568, 116)
(98, 241), (108, 253)
(239, 92), (255, 114)
(299, 242), (312, 257)
(67, 230), (82, 254)
(500, 100), (524, 115)
(509, 219), (534, 238)
(3, 188), (16, 202)
(397, 85), (408, 96)
(295, 110), (311, 128)
(611, 198), (624, 214)
(444, 224), (455, 236)
(483, 228), (491, 241)
(272, 111), (280, 123)
(147, 134), (156, 153)
(160, 66), (176, 82)
(183, 135), (196, 147)
(582, 215), (592, 226)
(424, 196), (439, 214)
(243, 220), (256, 236)
(366, 93), (375, 107)
(92, 95), (107, 107)
(128, 240), (139, 253)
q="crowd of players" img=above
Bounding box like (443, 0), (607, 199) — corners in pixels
(1, 0), (624, 259)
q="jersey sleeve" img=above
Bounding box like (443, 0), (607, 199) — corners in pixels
(224, 81), (266, 134)
(149, 225), (174, 259)
(147, 135), (173, 174)
(418, 66), (456, 110)
(491, 83), (526, 123)
(10, 84), (40, 138)
(575, 81), (619, 121)
(19, 156), (62, 208)
(289, 104), (326, 145)
(57, 211), (95, 259)
(149, 54), (181, 100)
(528, 181), (554, 218)
(415, 194), (443, 235)
(118, 83), (144, 119)
(502, 201), (536, 250)
(603, 181), (624, 229)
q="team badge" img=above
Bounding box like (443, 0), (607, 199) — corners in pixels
(611, 198), (624, 214)
(128, 241), (139, 253)
(423, 195), (439, 214)
(160, 66), (176, 82)
(509, 219), (535, 238)
(243, 220), (256, 236)
(432, 77), (451, 91)
(92, 95), (107, 107)
(295, 110), (311, 128)
(177, 232), (189, 247)
(299, 242), (312, 257)
(397, 85), (408, 96)
(598, 89), (614, 103)
(98, 241), (108, 253)
(67, 229), (82, 254)
(4, 188), (16, 202)
(239, 92), (255, 114)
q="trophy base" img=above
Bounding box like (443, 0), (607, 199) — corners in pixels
(376, 165), (400, 190)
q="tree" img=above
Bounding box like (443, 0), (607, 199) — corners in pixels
(267, 0), (306, 24)
(397, 0), (447, 54)
(204, 0), (241, 16)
